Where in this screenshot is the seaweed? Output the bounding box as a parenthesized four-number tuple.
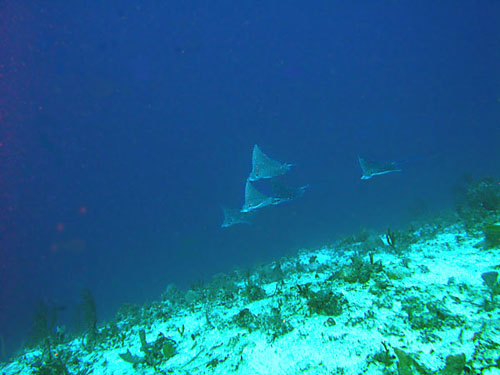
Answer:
(119, 329, 177, 369)
(29, 339, 71, 375)
(206, 355, 228, 369)
(453, 176, 500, 230)
(306, 289, 347, 316)
(242, 281, 267, 302)
(484, 224, 500, 248)
(79, 289, 98, 351)
(481, 271, 500, 306)
(370, 341, 395, 368)
(232, 306, 292, 341)
(118, 350, 143, 366)
(233, 308, 258, 332)
(402, 297, 463, 330)
(330, 253, 383, 284)
(442, 353, 466, 375)
(394, 348, 431, 375)
(262, 307, 293, 342)
(27, 300, 61, 348)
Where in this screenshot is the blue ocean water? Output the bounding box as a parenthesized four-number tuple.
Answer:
(0, 0, 499, 358)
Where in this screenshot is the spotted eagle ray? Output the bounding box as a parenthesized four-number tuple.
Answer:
(248, 144, 292, 182)
(221, 207, 255, 228)
(240, 179, 280, 212)
(358, 156, 402, 180)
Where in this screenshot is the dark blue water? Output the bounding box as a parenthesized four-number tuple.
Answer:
(1, 1, 499, 358)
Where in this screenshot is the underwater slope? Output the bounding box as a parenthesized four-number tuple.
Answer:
(1, 219, 500, 374)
